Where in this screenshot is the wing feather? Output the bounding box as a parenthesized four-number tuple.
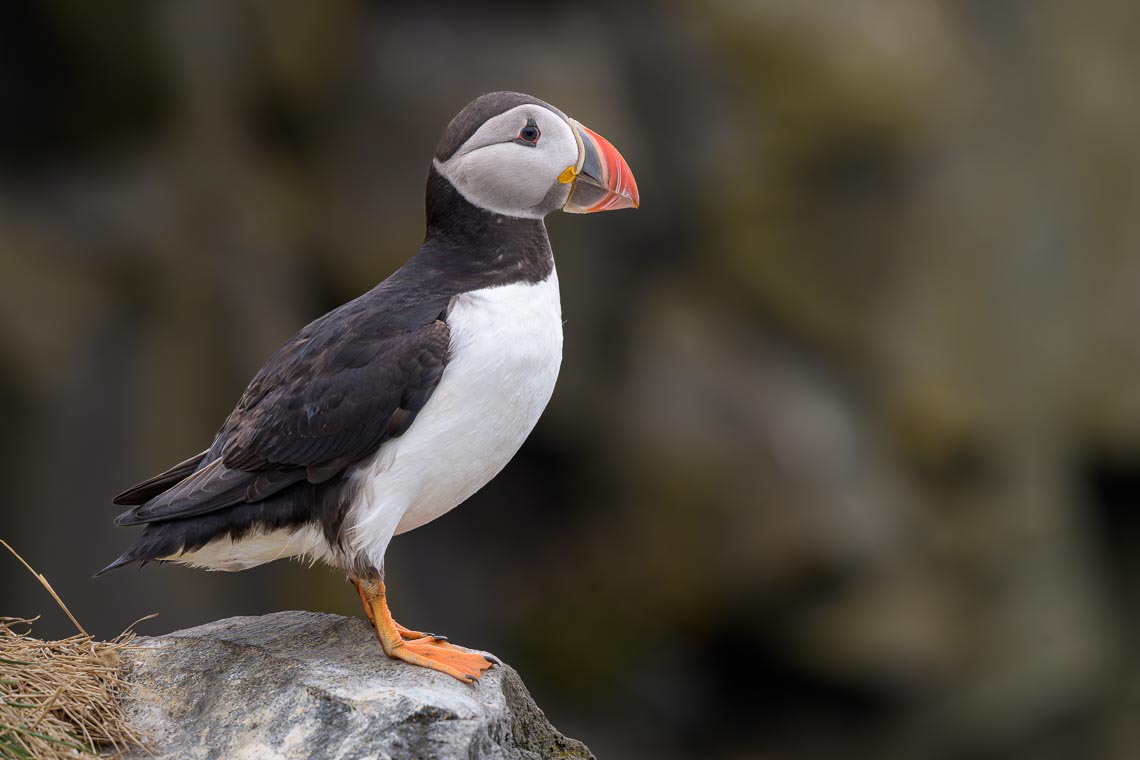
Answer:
(115, 459, 256, 525)
(112, 449, 208, 506)
(112, 295, 451, 527)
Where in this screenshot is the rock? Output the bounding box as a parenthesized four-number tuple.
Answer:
(119, 611, 593, 760)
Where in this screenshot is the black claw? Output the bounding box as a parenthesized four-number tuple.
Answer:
(433, 635, 448, 642)
(483, 654, 500, 665)
(465, 673, 479, 683)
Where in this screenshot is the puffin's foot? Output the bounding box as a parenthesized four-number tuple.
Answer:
(352, 578, 445, 641)
(395, 622, 447, 642)
(386, 635, 495, 684)
(352, 576, 493, 684)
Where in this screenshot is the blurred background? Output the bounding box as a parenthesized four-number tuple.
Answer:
(2, 1, 1140, 758)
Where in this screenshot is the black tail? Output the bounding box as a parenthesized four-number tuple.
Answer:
(94, 551, 142, 577)
(103, 449, 210, 576)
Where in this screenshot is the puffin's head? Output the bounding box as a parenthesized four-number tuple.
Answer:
(433, 91, 639, 219)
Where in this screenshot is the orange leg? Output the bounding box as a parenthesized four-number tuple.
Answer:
(352, 576, 495, 684)
(352, 578, 440, 640)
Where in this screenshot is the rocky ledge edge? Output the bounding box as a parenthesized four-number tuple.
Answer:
(118, 610, 593, 760)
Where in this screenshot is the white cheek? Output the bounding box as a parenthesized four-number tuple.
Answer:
(450, 143, 562, 212)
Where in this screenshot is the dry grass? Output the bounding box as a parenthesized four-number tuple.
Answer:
(1, 542, 147, 759)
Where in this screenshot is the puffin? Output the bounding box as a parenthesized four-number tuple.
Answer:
(100, 91, 638, 684)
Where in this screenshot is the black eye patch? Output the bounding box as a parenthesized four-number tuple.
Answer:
(514, 118, 541, 146)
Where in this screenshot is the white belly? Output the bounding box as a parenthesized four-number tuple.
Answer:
(345, 268, 563, 569)
(161, 524, 335, 572)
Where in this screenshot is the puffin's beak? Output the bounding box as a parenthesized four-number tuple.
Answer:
(562, 120, 639, 213)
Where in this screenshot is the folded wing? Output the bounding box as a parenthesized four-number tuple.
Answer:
(114, 295, 451, 526)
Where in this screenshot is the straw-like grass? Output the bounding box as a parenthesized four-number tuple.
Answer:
(0, 542, 147, 759)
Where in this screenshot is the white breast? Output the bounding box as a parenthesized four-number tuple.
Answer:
(345, 268, 563, 570)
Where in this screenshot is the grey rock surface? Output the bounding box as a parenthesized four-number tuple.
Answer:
(120, 611, 592, 760)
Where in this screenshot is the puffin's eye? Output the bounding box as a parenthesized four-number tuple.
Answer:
(515, 118, 541, 146)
